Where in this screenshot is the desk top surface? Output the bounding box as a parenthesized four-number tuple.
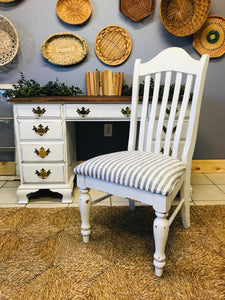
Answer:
(9, 96, 132, 103)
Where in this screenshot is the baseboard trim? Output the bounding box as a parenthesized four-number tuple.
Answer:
(1, 160, 224, 176)
(191, 160, 225, 173)
(0, 162, 16, 175)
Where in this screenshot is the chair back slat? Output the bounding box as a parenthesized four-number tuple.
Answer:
(172, 74, 194, 159)
(138, 74, 151, 151)
(145, 72, 161, 152)
(128, 47, 209, 165)
(163, 72, 182, 156)
(154, 71, 172, 153)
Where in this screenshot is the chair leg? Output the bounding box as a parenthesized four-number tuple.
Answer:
(79, 188, 91, 243)
(180, 181, 191, 229)
(153, 211, 169, 277)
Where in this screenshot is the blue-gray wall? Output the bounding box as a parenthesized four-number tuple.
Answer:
(0, 0, 224, 159)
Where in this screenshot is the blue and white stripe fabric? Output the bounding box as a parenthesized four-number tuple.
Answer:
(74, 151, 186, 196)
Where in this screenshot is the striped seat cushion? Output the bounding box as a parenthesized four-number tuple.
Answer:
(74, 151, 186, 196)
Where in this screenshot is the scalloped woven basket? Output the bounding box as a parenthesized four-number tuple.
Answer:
(0, 15, 19, 66)
(56, 0, 92, 25)
(95, 25, 132, 66)
(160, 0, 211, 37)
(41, 33, 88, 66)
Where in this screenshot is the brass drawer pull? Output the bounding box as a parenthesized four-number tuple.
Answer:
(32, 124, 49, 136)
(77, 107, 90, 117)
(35, 168, 51, 179)
(32, 106, 46, 117)
(34, 147, 51, 158)
(163, 125, 177, 134)
(121, 107, 131, 117)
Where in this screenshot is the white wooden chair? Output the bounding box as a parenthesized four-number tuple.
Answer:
(74, 47, 209, 277)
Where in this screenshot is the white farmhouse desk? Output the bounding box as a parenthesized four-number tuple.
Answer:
(10, 96, 190, 204)
(10, 96, 134, 204)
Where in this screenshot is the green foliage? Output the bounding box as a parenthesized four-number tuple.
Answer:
(3, 72, 83, 98)
(122, 78, 191, 100)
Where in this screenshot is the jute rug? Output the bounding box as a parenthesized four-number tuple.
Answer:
(0, 205, 224, 299)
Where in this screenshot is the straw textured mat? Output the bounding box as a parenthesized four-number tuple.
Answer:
(0, 206, 224, 299)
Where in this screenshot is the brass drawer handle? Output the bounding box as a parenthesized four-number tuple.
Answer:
(163, 125, 177, 134)
(35, 168, 51, 179)
(77, 107, 90, 117)
(121, 107, 131, 117)
(34, 147, 51, 158)
(32, 106, 46, 117)
(33, 124, 49, 136)
(166, 107, 179, 115)
(161, 147, 172, 156)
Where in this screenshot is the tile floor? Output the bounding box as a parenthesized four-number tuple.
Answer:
(0, 173, 225, 208)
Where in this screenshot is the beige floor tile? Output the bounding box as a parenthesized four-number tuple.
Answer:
(111, 196, 129, 206)
(26, 202, 69, 208)
(192, 184, 225, 201)
(191, 173, 212, 185)
(193, 200, 225, 206)
(0, 187, 18, 204)
(217, 185, 225, 193)
(204, 173, 225, 185)
(4, 180, 21, 188)
(0, 181, 6, 188)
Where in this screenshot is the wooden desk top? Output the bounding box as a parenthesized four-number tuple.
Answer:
(8, 96, 132, 103)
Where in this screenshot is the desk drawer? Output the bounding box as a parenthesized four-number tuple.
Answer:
(20, 141, 64, 162)
(18, 120, 63, 140)
(16, 104, 61, 118)
(64, 104, 136, 120)
(21, 163, 65, 183)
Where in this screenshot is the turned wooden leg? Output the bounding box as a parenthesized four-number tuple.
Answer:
(181, 180, 191, 229)
(79, 188, 91, 243)
(153, 211, 169, 277)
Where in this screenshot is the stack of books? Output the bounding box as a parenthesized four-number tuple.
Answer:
(85, 70, 124, 96)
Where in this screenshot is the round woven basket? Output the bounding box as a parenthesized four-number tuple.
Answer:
(41, 32, 88, 66)
(95, 25, 132, 66)
(0, 15, 19, 66)
(160, 0, 211, 37)
(56, 0, 92, 25)
(193, 15, 225, 58)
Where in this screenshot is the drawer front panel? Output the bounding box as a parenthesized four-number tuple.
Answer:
(20, 142, 64, 162)
(16, 104, 61, 118)
(64, 104, 138, 120)
(21, 163, 65, 183)
(18, 120, 63, 140)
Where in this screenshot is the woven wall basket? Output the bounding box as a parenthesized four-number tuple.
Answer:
(193, 15, 225, 58)
(160, 0, 211, 37)
(119, 0, 154, 22)
(0, 15, 19, 66)
(41, 33, 88, 66)
(56, 0, 92, 25)
(95, 25, 132, 66)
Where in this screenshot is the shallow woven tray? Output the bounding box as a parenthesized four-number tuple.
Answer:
(95, 25, 132, 66)
(193, 15, 225, 58)
(160, 0, 211, 37)
(120, 0, 153, 22)
(56, 0, 92, 25)
(0, 15, 19, 66)
(41, 33, 88, 66)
